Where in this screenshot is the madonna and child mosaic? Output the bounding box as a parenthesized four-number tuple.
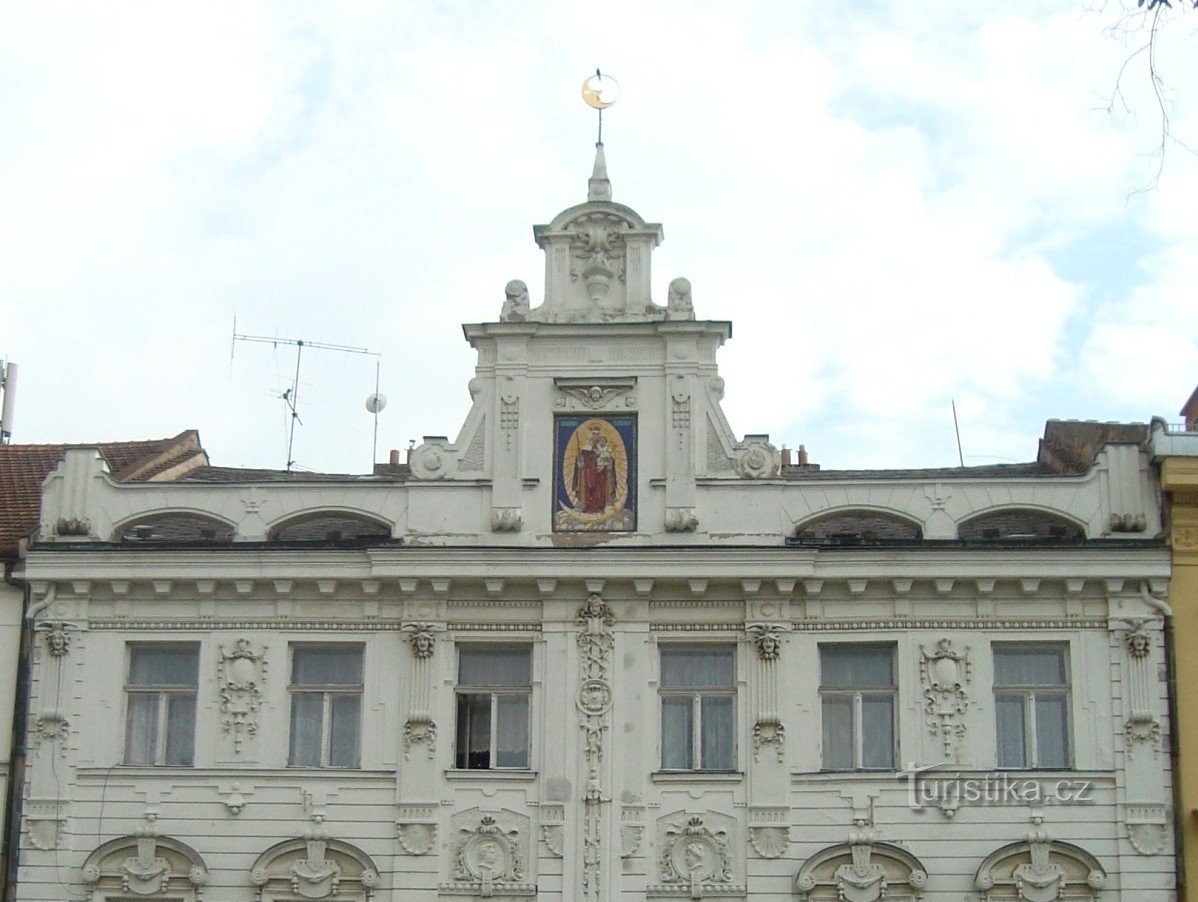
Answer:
(553, 415, 637, 532)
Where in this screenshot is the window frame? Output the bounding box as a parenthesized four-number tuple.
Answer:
(819, 643, 897, 771)
(287, 644, 364, 769)
(124, 643, 200, 767)
(454, 644, 533, 771)
(992, 643, 1072, 770)
(658, 644, 738, 772)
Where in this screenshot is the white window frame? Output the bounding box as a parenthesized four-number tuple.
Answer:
(288, 644, 364, 768)
(454, 645, 533, 770)
(819, 644, 897, 771)
(658, 644, 737, 772)
(124, 644, 199, 766)
(993, 644, 1072, 770)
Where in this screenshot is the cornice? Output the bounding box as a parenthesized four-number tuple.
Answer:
(23, 544, 1170, 584)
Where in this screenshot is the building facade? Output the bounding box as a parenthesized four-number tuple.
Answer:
(1151, 401, 1198, 899)
(13, 150, 1177, 900)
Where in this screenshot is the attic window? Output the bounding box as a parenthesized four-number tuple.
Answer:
(118, 514, 234, 543)
(959, 510, 1084, 543)
(793, 512, 923, 545)
(269, 513, 391, 544)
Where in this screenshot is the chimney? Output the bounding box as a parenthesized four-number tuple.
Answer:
(798, 445, 809, 466)
(389, 449, 400, 466)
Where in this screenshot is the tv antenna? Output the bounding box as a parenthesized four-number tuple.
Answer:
(232, 319, 381, 472)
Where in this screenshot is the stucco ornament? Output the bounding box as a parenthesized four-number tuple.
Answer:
(1126, 803, 1168, 855)
(82, 828, 210, 901)
(402, 717, 436, 760)
(41, 621, 71, 657)
(746, 623, 788, 662)
(973, 816, 1105, 901)
(34, 709, 70, 755)
(666, 277, 695, 320)
(655, 814, 734, 897)
(447, 811, 534, 897)
(500, 279, 530, 321)
(288, 830, 342, 899)
(24, 799, 67, 851)
(795, 823, 928, 902)
(664, 507, 699, 532)
(401, 622, 440, 659)
(218, 639, 266, 753)
(398, 822, 437, 856)
(408, 437, 455, 480)
(920, 638, 970, 760)
(1122, 623, 1163, 755)
(732, 436, 780, 478)
(576, 594, 615, 899)
(250, 833, 378, 901)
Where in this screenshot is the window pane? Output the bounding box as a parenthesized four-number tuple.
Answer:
(861, 695, 894, 769)
(821, 696, 854, 769)
(496, 695, 529, 768)
(1035, 694, 1070, 768)
(994, 647, 1066, 687)
(661, 697, 693, 769)
(292, 647, 362, 686)
(125, 693, 159, 765)
(289, 693, 323, 766)
(130, 646, 198, 686)
(459, 648, 531, 687)
(164, 694, 195, 766)
(329, 694, 361, 767)
(700, 696, 735, 769)
(995, 695, 1027, 768)
(661, 647, 734, 688)
(456, 692, 491, 769)
(821, 646, 893, 688)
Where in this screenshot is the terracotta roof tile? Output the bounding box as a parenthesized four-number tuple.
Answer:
(0, 431, 204, 557)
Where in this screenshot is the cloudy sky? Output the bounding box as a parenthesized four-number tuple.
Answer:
(2, 1, 1196, 473)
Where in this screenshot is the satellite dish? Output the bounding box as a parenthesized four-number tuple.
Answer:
(365, 393, 387, 414)
(581, 72, 620, 110)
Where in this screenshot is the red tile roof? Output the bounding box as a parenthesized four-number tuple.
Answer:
(0, 430, 207, 559)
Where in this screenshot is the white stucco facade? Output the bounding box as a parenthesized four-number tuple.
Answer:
(14, 149, 1175, 900)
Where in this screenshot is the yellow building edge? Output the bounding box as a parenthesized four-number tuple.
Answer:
(1161, 450, 1198, 897)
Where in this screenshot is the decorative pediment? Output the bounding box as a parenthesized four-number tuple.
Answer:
(81, 832, 208, 901)
(974, 837, 1105, 901)
(250, 833, 379, 901)
(795, 835, 927, 901)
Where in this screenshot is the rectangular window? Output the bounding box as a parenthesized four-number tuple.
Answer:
(994, 645, 1071, 769)
(125, 645, 199, 766)
(659, 646, 736, 771)
(455, 646, 532, 769)
(289, 646, 363, 767)
(820, 645, 896, 770)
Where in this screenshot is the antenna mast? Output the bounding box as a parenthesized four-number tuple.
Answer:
(232, 327, 381, 472)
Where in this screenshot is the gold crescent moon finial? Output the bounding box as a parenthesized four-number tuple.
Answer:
(581, 71, 620, 110)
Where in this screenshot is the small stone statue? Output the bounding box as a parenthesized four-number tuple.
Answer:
(501, 279, 530, 322)
(666, 277, 694, 320)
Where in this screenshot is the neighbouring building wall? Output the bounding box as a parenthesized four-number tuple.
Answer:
(1156, 429, 1198, 899)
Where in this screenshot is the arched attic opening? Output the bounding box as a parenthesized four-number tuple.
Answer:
(792, 510, 924, 546)
(114, 511, 235, 544)
(268, 510, 393, 544)
(958, 508, 1085, 544)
